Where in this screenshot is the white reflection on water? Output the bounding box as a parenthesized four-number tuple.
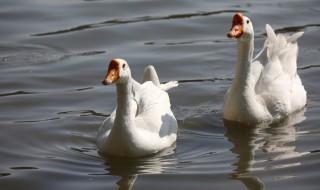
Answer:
(99, 144, 177, 190)
(224, 108, 308, 190)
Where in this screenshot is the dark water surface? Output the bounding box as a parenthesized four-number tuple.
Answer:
(1, 0, 320, 189)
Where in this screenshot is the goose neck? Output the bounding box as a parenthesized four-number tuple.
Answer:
(233, 39, 254, 89)
(115, 78, 135, 112)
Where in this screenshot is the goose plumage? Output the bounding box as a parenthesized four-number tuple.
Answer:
(97, 59, 178, 157)
(223, 13, 307, 123)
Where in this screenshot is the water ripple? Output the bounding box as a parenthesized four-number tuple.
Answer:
(10, 166, 38, 170)
(14, 117, 60, 123)
(32, 9, 247, 36)
(75, 50, 106, 57)
(298, 64, 320, 70)
(0, 173, 11, 177)
(255, 24, 320, 39)
(0, 90, 35, 97)
(177, 77, 232, 84)
(57, 110, 108, 117)
(274, 24, 320, 33)
(145, 38, 233, 46)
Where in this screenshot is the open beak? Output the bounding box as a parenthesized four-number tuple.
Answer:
(227, 13, 244, 38)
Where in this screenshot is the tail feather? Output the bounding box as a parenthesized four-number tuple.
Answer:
(264, 24, 302, 78)
(286, 32, 304, 43)
(266, 24, 277, 43)
(142, 65, 161, 86)
(142, 65, 178, 91)
(160, 81, 178, 91)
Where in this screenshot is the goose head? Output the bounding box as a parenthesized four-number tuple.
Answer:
(227, 13, 254, 42)
(101, 58, 131, 85)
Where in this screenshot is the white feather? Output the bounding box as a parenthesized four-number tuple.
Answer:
(98, 62, 178, 157)
(223, 21, 306, 123)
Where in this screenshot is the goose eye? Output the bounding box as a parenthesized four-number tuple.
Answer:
(122, 64, 125, 69)
(247, 20, 250, 24)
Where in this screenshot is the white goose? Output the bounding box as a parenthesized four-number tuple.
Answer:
(97, 58, 178, 157)
(223, 13, 307, 123)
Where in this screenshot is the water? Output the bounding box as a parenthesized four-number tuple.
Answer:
(0, 0, 319, 189)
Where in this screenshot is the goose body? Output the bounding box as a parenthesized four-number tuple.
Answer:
(223, 13, 306, 123)
(97, 59, 178, 157)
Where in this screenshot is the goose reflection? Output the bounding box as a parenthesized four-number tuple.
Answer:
(99, 145, 177, 190)
(224, 108, 307, 190)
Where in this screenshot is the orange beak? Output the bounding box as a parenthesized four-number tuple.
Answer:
(227, 13, 244, 38)
(101, 59, 120, 85)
